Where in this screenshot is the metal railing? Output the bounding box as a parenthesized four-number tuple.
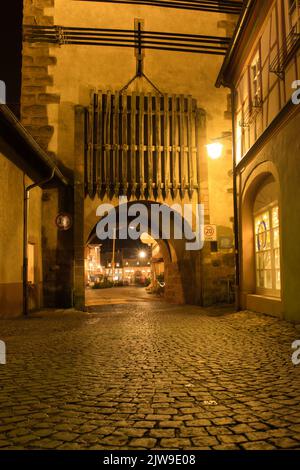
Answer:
(239, 97, 262, 128)
(270, 22, 300, 79)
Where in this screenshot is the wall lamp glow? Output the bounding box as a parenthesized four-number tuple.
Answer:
(206, 132, 232, 160)
(206, 142, 224, 160)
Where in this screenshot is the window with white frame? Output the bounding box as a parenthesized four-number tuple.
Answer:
(253, 180, 281, 297)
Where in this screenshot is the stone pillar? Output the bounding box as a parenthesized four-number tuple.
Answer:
(41, 187, 59, 307)
(164, 261, 185, 304)
(73, 106, 85, 310)
(196, 109, 210, 306)
(42, 185, 74, 308)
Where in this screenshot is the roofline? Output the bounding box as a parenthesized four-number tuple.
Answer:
(0, 104, 69, 186)
(215, 0, 257, 88)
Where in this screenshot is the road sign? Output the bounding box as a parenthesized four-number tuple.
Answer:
(204, 224, 217, 241)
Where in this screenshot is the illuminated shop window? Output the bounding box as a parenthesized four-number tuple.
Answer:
(254, 203, 281, 297)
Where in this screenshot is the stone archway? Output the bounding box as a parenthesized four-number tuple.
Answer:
(81, 197, 202, 306)
(73, 104, 205, 310)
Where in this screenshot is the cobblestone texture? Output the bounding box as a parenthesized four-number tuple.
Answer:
(0, 303, 300, 450)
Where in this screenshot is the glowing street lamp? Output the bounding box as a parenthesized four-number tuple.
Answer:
(206, 132, 232, 160)
(206, 142, 223, 160)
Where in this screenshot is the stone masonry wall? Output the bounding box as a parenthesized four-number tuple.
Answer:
(22, 0, 59, 153)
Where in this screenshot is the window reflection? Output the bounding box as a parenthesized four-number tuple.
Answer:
(254, 204, 281, 296)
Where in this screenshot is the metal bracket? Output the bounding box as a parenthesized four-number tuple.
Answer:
(134, 18, 145, 77)
(120, 19, 162, 95)
(55, 26, 66, 46)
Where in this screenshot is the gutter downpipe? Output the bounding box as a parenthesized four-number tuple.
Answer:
(23, 169, 55, 316)
(230, 86, 240, 311)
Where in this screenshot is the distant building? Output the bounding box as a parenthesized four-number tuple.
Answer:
(86, 247, 152, 285)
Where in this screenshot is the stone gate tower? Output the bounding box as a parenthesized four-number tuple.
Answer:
(21, 0, 237, 309)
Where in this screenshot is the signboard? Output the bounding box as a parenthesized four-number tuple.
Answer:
(55, 213, 72, 231)
(204, 224, 217, 242)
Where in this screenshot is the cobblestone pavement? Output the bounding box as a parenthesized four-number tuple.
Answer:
(0, 302, 300, 450)
(86, 286, 159, 306)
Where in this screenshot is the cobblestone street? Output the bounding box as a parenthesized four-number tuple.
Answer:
(0, 301, 300, 450)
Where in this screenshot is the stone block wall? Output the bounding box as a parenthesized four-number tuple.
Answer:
(21, 0, 59, 152)
(164, 261, 185, 304)
(42, 185, 74, 307)
(201, 249, 235, 305)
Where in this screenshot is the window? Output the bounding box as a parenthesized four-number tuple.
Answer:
(253, 180, 281, 297)
(28, 243, 35, 284)
(250, 53, 262, 108)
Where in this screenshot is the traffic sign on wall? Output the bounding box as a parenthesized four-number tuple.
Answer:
(204, 224, 217, 242)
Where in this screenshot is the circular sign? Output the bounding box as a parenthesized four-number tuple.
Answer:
(55, 212, 72, 231)
(205, 226, 214, 237)
(204, 224, 217, 241)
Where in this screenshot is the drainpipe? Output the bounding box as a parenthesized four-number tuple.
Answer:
(230, 86, 240, 311)
(23, 169, 55, 316)
(111, 227, 116, 284)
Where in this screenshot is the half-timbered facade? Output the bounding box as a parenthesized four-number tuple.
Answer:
(217, 0, 300, 322)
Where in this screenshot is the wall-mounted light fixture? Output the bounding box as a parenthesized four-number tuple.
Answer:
(206, 142, 223, 160)
(206, 132, 232, 160)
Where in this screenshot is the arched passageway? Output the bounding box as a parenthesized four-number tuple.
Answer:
(83, 199, 203, 307)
